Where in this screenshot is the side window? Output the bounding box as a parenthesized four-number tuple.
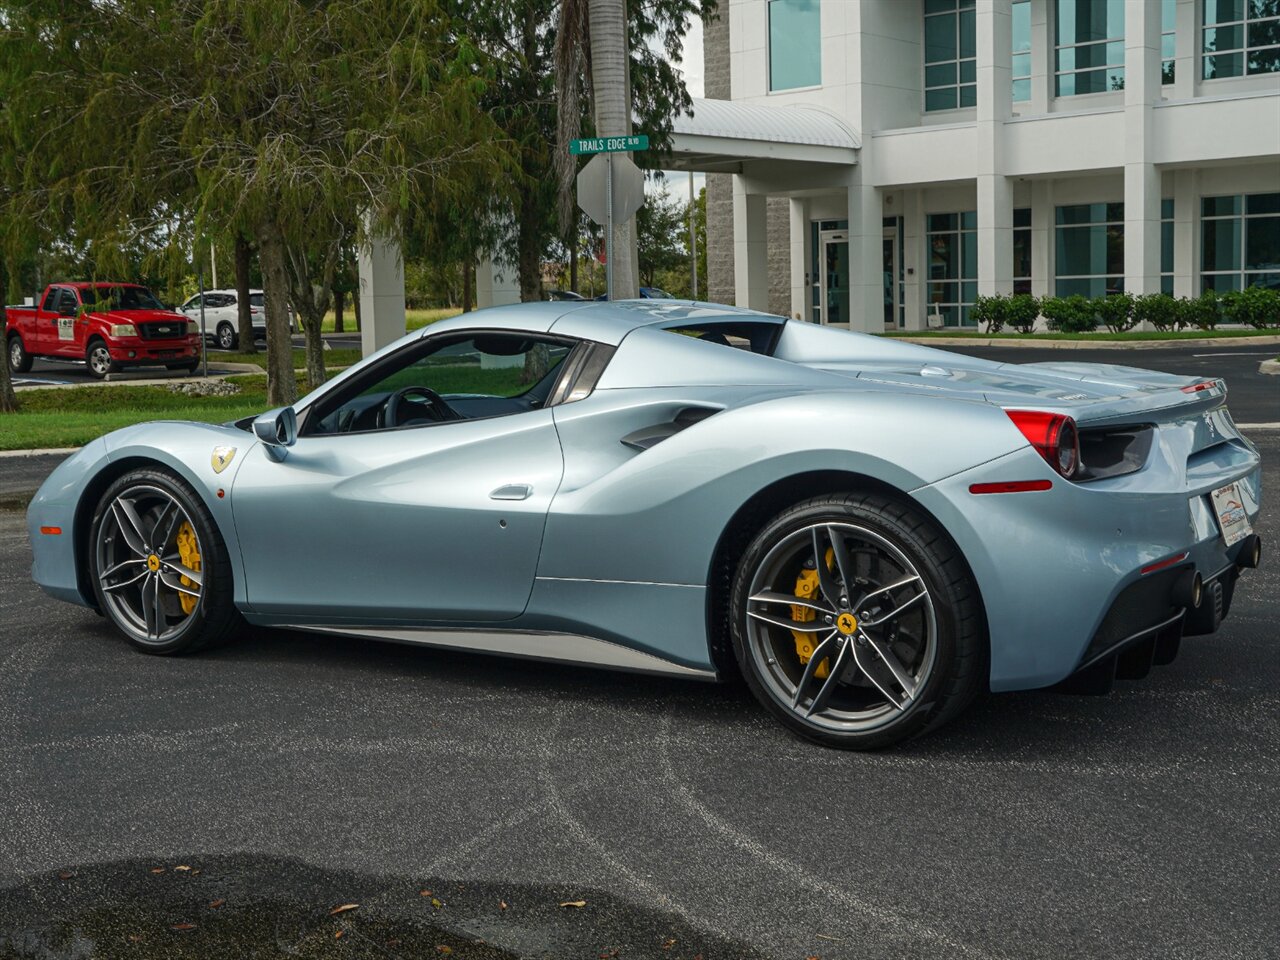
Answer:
(308, 332, 576, 435)
(41, 289, 59, 311)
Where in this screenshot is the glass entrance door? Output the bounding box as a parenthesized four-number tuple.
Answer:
(819, 230, 849, 325)
(883, 225, 900, 330)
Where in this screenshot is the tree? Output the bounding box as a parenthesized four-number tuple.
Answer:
(233, 234, 255, 353)
(0, 0, 511, 406)
(636, 185, 688, 287)
(471, 0, 711, 302)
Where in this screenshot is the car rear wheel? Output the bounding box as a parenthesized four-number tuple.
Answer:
(88, 468, 243, 655)
(730, 492, 985, 750)
(216, 322, 237, 351)
(8, 335, 32, 374)
(85, 339, 118, 379)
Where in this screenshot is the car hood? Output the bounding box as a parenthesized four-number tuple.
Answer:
(86, 308, 188, 323)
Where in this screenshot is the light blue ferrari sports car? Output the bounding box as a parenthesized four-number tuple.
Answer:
(27, 301, 1263, 748)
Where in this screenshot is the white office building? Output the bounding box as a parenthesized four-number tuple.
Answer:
(666, 0, 1280, 332)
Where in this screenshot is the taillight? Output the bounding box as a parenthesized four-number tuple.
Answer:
(1006, 410, 1080, 478)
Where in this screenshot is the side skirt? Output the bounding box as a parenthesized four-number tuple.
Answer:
(278, 624, 720, 682)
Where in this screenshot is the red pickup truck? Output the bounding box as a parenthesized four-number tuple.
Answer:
(5, 282, 201, 379)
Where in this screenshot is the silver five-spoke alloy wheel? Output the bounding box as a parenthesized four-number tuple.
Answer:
(743, 521, 938, 735)
(95, 484, 203, 645)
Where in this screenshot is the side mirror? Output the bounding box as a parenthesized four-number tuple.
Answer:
(253, 407, 297, 461)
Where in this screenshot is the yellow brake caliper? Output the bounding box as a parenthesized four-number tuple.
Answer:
(790, 548, 833, 679)
(175, 521, 202, 615)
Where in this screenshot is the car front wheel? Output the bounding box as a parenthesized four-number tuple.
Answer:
(216, 322, 237, 351)
(88, 467, 243, 654)
(730, 492, 986, 750)
(85, 339, 118, 379)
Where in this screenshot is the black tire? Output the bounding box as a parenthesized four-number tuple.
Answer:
(85, 338, 118, 379)
(88, 467, 244, 655)
(729, 492, 985, 750)
(7, 334, 32, 374)
(216, 322, 237, 351)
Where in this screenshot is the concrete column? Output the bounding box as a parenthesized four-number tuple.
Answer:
(977, 1, 1014, 297)
(1030, 178, 1053, 300)
(1124, 0, 1164, 297)
(789, 198, 809, 321)
(902, 190, 925, 330)
(1028, 0, 1052, 113)
(357, 228, 406, 356)
(1173, 0, 1197, 100)
(845, 172, 883, 334)
(1173, 168, 1200, 297)
(476, 256, 520, 309)
(733, 177, 769, 311)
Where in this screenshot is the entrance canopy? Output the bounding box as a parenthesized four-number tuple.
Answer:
(666, 97, 860, 172)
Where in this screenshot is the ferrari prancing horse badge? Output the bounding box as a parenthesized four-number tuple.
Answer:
(211, 446, 237, 474)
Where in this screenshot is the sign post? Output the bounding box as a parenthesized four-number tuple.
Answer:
(572, 135, 649, 301)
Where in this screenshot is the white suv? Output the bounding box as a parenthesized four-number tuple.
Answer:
(178, 289, 276, 350)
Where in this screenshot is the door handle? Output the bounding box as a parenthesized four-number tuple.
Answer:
(489, 483, 533, 501)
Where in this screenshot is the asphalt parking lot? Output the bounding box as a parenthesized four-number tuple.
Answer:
(0, 348, 1276, 959)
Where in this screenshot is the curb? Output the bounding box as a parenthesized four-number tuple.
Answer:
(1260, 359, 1280, 376)
(894, 334, 1280, 350)
(0, 447, 81, 458)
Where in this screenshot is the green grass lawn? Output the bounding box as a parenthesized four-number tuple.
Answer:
(210, 347, 362, 369)
(319, 306, 460, 333)
(882, 328, 1280, 340)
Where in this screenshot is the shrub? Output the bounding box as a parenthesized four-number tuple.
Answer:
(1132, 293, 1182, 331)
(1040, 294, 1097, 333)
(1220, 285, 1280, 329)
(1180, 291, 1222, 330)
(1093, 292, 1135, 333)
(1005, 294, 1041, 334)
(971, 294, 1008, 333)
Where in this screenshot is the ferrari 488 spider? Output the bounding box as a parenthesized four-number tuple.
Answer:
(27, 301, 1263, 748)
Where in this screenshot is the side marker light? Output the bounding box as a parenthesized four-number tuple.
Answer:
(968, 480, 1054, 495)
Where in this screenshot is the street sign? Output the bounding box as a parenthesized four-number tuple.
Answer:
(570, 134, 649, 155)
(576, 153, 644, 228)
(576, 153, 645, 302)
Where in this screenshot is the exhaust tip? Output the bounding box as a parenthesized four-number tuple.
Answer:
(1237, 534, 1262, 570)
(1173, 569, 1203, 610)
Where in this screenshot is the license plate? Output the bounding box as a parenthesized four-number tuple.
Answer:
(158, 351, 178, 359)
(1210, 482, 1252, 546)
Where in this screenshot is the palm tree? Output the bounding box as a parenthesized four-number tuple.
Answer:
(556, 0, 638, 299)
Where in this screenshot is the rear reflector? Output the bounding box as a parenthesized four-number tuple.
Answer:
(1181, 380, 1222, 394)
(968, 480, 1053, 495)
(39, 526, 61, 535)
(1140, 551, 1189, 575)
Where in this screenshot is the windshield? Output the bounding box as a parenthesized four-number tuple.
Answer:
(79, 285, 166, 311)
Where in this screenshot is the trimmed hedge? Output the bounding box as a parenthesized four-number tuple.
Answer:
(968, 287, 1279, 333)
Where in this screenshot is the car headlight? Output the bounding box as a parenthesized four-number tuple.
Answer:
(109, 323, 138, 337)
(186, 321, 200, 335)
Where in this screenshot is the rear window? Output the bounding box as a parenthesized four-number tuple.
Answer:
(249, 293, 265, 308)
(665, 321, 783, 356)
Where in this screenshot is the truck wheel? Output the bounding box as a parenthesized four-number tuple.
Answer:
(86, 339, 118, 379)
(216, 323, 237, 351)
(7, 335, 32, 374)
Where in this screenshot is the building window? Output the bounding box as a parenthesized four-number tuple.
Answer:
(924, 0, 977, 111)
(927, 212, 978, 326)
(1055, 202, 1124, 297)
(1012, 1, 1033, 101)
(1161, 198, 1174, 294)
(1201, 193, 1280, 291)
(1203, 0, 1280, 79)
(1055, 0, 1126, 95)
(769, 0, 822, 92)
(1014, 208, 1032, 293)
(1162, 0, 1177, 83)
